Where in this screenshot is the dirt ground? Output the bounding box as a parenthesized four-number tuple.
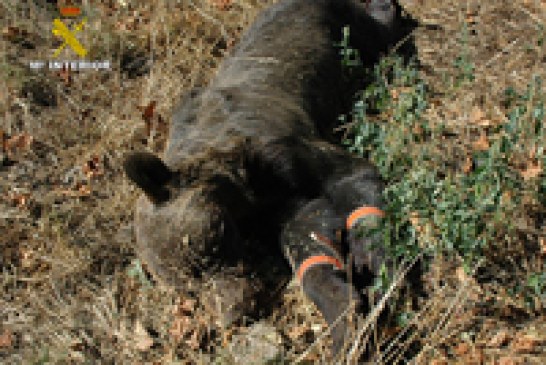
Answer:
(1, 0, 545, 364)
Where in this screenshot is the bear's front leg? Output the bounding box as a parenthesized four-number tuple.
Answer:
(281, 198, 361, 356)
(324, 163, 388, 279)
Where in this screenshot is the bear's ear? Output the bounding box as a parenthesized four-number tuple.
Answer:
(123, 152, 174, 204)
(364, 0, 396, 29)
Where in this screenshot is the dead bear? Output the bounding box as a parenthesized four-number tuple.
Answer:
(124, 0, 413, 356)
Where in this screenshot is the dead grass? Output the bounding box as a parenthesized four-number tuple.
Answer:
(0, 0, 544, 364)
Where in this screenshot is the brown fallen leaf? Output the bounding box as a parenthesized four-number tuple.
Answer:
(19, 248, 34, 268)
(382, 326, 401, 338)
(469, 106, 495, 127)
(212, 0, 233, 11)
(58, 63, 72, 86)
(158, 114, 168, 132)
(134, 321, 154, 352)
(180, 298, 196, 315)
(116, 16, 138, 31)
(456, 266, 475, 284)
(2, 26, 19, 40)
(472, 131, 490, 151)
(137, 101, 169, 151)
(408, 212, 418, 225)
(58, 182, 91, 197)
(169, 316, 191, 342)
(454, 267, 482, 300)
(2, 26, 29, 43)
(0, 129, 5, 149)
(227, 36, 237, 49)
(520, 160, 542, 181)
(219, 328, 234, 347)
(16, 133, 33, 149)
(539, 237, 546, 256)
(390, 88, 400, 100)
(5, 191, 31, 208)
(138, 101, 168, 143)
(0, 329, 13, 348)
(390, 87, 413, 101)
(77, 183, 91, 196)
(287, 324, 310, 341)
(409, 211, 428, 237)
(498, 356, 524, 365)
(463, 347, 484, 365)
(470, 106, 485, 122)
(185, 329, 201, 350)
(463, 155, 474, 174)
(465, 10, 478, 25)
(82, 155, 103, 179)
(139, 101, 156, 125)
(3, 132, 34, 158)
(511, 334, 542, 353)
(500, 190, 513, 206)
(454, 342, 470, 356)
(412, 123, 423, 136)
(487, 330, 511, 347)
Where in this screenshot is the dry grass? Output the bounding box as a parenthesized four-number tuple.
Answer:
(0, 0, 545, 364)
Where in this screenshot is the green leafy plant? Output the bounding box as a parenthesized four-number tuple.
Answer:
(336, 25, 363, 69)
(342, 53, 545, 280)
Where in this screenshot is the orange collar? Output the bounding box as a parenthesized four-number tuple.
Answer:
(346, 206, 384, 229)
(296, 255, 344, 282)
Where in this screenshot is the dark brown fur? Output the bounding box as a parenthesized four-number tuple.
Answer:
(124, 0, 415, 355)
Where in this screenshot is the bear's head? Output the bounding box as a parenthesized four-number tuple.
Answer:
(124, 151, 248, 287)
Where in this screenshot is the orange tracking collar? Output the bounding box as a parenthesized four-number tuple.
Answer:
(346, 206, 384, 230)
(296, 255, 344, 282)
(295, 205, 384, 282)
(296, 232, 344, 282)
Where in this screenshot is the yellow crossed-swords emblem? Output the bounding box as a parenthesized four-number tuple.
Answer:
(52, 17, 88, 58)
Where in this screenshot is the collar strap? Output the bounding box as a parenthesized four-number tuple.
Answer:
(296, 255, 344, 282)
(346, 206, 384, 230)
(309, 231, 338, 252)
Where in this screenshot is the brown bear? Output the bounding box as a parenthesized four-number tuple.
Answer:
(124, 0, 414, 356)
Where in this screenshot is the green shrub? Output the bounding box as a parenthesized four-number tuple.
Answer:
(342, 54, 545, 279)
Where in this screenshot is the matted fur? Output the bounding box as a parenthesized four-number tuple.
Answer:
(124, 2, 412, 339)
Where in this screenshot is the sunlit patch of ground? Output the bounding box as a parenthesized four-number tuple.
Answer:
(0, 1, 544, 363)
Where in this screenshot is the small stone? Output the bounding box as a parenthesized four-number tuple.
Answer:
(202, 274, 262, 328)
(228, 322, 283, 365)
